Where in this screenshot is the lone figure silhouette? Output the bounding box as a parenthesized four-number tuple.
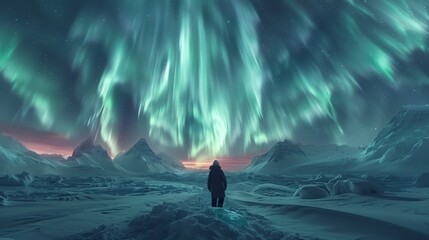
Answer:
(207, 160, 227, 207)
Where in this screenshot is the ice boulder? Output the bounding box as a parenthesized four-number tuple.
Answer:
(294, 184, 329, 199)
(329, 178, 384, 196)
(348, 178, 384, 195)
(0, 171, 34, 186)
(205, 208, 248, 228)
(330, 180, 351, 195)
(415, 172, 429, 188)
(325, 174, 345, 193)
(0, 191, 8, 206)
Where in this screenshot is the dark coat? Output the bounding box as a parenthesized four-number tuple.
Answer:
(207, 165, 227, 198)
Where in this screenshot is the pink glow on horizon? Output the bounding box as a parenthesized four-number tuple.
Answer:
(21, 141, 73, 157)
(1, 126, 75, 157)
(1, 125, 261, 167)
(182, 155, 254, 171)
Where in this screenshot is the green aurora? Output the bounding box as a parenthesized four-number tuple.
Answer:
(1, 0, 429, 161)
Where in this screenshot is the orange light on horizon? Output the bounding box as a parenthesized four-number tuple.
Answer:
(182, 155, 253, 171)
(182, 161, 212, 170)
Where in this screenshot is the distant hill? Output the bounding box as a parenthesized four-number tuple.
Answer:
(244, 139, 362, 175)
(244, 139, 307, 174)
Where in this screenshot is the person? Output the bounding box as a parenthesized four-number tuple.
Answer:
(207, 160, 227, 207)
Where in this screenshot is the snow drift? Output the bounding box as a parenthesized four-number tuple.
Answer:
(415, 172, 429, 188)
(0, 171, 34, 186)
(69, 203, 288, 240)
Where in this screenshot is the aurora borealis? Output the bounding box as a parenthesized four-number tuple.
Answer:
(1, 0, 429, 163)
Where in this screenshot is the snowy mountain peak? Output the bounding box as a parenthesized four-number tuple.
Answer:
(388, 105, 429, 128)
(69, 138, 111, 160)
(0, 132, 29, 152)
(114, 139, 184, 174)
(270, 139, 306, 159)
(0, 133, 59, 175)
(249, 139, 306, 166)
(128, 138, 156, 155)
(62, 138, 123, 174)
(71, 138, 94, 156)
(374, 105, 429, 141)
(361, 105, 429, 172)
(368, 105, 429, 151)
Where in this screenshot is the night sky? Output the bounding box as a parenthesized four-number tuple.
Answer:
(1, 0, 429, 165)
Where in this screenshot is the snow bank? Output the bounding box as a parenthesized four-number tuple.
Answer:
(71, 203, 286, 240)
(293, 185, 329, 199)
(44, 175, 63, 184)
(128, 203, 246, 239)
(0, 172, 34, 186)
(415, 172, 429, 188)
(311, 172, 329, 182)
(0, 191, 7, 206)
(251, 183, 296, 197)
(300, 173, 330, 184)
(328, 178, 384, 196)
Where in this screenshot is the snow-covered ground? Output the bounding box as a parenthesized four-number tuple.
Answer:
(1, 172, 429, 240)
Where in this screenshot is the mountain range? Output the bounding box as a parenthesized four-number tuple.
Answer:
(0, 133, 184, 176)
(1, 105, 428, 176)
(245, 105, 429, 174)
